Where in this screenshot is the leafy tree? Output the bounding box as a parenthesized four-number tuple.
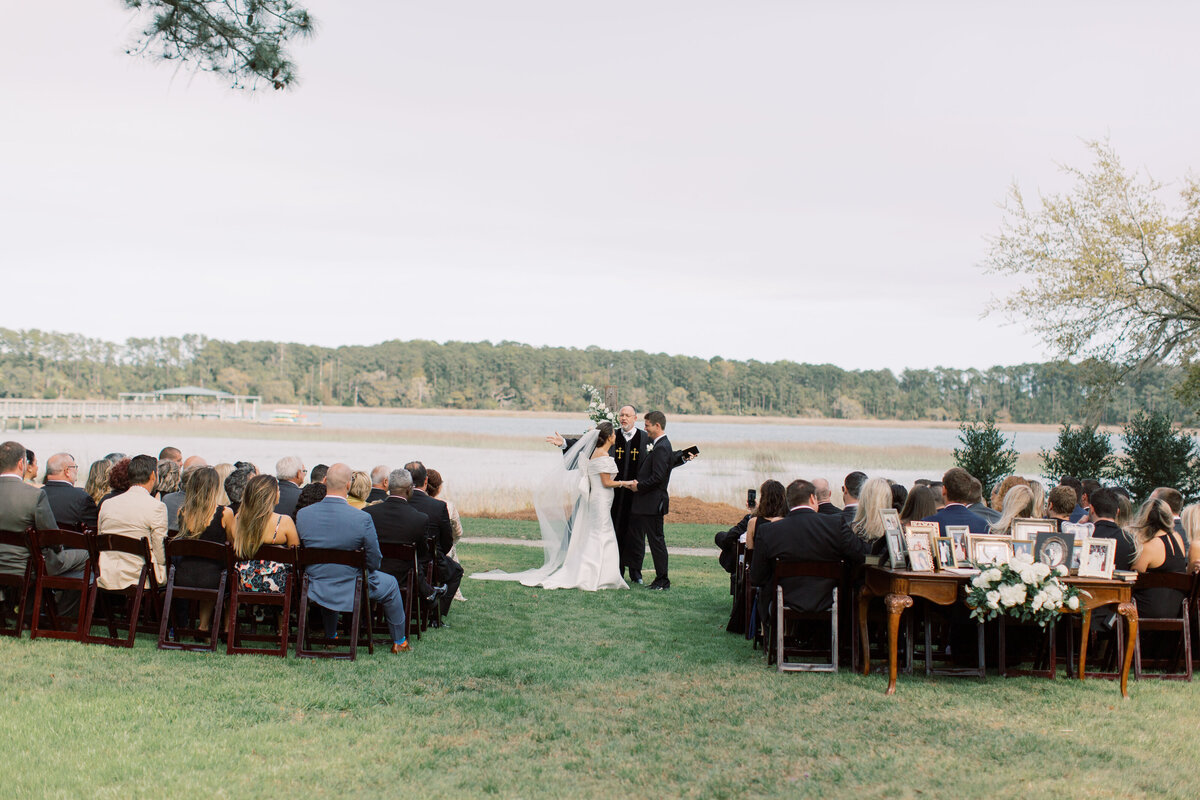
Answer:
(985, 140, 1200, 418)
(953, 417, 1019, 498)
(122, 0, 315, 90)
(1039, 423, 1119, 482)
(1117, 410, 1200, 502)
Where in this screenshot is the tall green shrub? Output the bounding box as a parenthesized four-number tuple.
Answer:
(1118, 411, 1200, 502)
(954, 417, 1019, 498)
(1039, 423, 1119, 482)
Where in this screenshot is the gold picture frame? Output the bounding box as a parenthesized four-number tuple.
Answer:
(945, 525, 970, 564)
(1011, 518, 1056, 542)
(904, 529, 935, 572)
(934, 537, 957, 569)
(967, 534, 1014, 567)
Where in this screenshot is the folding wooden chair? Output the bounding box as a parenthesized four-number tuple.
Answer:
(0, 529, 34, 638)
(1133, 571, 1194, 681)
(295, 547, 373, 660)
(421, 534, 442, 631)
(157, 538, 229, 653)
(998, 616, 1061, 679)
(376, 541, 419, 643)
(85, 534, 161, 648)
(226, 545, 298, 658)
(28, 529, 94, 642)
(770, 558, 845, 673)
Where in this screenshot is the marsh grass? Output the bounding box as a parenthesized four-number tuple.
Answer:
(1, 531, 1198, 798)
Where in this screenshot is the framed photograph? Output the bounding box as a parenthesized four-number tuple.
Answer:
(1033, 531, 1075, 570)
(1012, 540, 1034, 560)
(946, 525, 970, 563)
(906, 520, 941, 541)
(1077, 538, 1116, 578)
(967, 534, 1014, 567)
(907, 548, 935, 573)
(885, 528, 907, 569)
(935, 537, 957, 569)
(1069, 544, 1083, 571)
(1060, 521, 1093, 542)
(1011, 518, 1056, 542)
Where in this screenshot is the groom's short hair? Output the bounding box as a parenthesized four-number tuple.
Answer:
(644, 410, 666, 429)
(786, 479, 817, 507)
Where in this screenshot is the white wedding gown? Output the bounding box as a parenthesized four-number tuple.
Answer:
(531, 455, 628, 591)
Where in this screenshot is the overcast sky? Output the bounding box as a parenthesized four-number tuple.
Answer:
(2, 1, 1197, 371)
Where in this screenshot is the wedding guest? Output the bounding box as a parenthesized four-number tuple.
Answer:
(1088, 488, 1135, 571)
(1047, 485, 1077, 530)
(155, 459, 181, 500)
(1151, 487, 1187, 546)
(1183, 505, 1200, 573)
(97, 455, 168, 590)
(347, 471, 371, 509)
(23, 449, 38, 485)
(0, 442, 88, 580)
(1129, 498, 1188, 619)
(966, 476, 1001, 524)
(900, 486, 938, 525)
(989, 485, 1034, 536)
(98, 458, 132, 508)
(367, 466, 389, 504)
(405, 460, 462, 620)
(233, 475, 299, 593)
(1028, 479, 1046, 519)
(294, 482, 327, 516)
(922, 468, 989, 534)
(1059, 477, 1087, 522)
(927, 481, 945, 510)
(364, 468, 444, 603)
(744, 479, 787, 550)
(1074, 479, 1103, 523)
(165, 459, 207, 533)
(850, 477, 892, 549)
(426, 468, 466, 601)
(173, 466, 235, 632)
(84, 460, 110, 505)
(42, 453, 98, 531)
(812, 478, 839, 515)
(992, 475, 1030, 511)
(309, 464, 329, 485)
(1112, 488, 1134, 529)
(839, 471, 866, 525)
(274, 456, 305, 517)
(224, 462, 257, 514)
(213, 463, 235, 505)
(890, 483, 908, 514)
(159, 446, 183, 465)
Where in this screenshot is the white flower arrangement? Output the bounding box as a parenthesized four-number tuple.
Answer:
(964, 552, 1083, 627)
(580, 384, 619, 428)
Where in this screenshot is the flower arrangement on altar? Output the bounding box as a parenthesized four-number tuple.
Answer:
(581, 384, 619, 428)
(964, 552, 1083, 627)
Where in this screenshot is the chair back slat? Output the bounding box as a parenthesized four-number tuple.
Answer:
(30, 529, 91, 552)
(0, 529, 31, 549)
(165, 538, 229, 561)
(95, 534, 153, 560)
(773, 558, 845, 581)
(378, 542, 417, 561)
(1134, 570, 1193, 595)
(299, 547, 366, 569)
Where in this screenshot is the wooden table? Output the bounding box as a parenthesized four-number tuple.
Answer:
(857, 566, 1137, 698)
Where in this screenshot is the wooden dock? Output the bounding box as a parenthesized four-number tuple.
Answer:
(0, 399, 256, 430)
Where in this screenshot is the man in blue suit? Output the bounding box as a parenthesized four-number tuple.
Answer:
(922, 468, 989, 534)
(296, 463, 410, 653)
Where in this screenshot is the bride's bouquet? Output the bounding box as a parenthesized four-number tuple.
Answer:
(581, 384, 619, 428)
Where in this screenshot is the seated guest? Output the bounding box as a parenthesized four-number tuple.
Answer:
(839, 471, 867, 526)
(295, 464, 410, 652)
(98, 455, 168, 590)
(1151, 487, 1186, 546)
(173, 466, 235, 632)
(85, 459, 110, 506)
(744, 479, 787, 550)
(965, 476, 1001, 524)
(274, 456, 305, 517)
(890, 482, 908, 514)
(232, 475, 299, 593)
(1059, 476, 1087, 522)
(224, 462, 258, 514)
(922, 468, 989, 534)
(900, 486, 938, 526)
(992, 475, 1030, 512)
(23, 450, 39, 485)
(294, 482, 327, 516)
(1028, 479, 1045, 519)
(427, 469, 466, 601)
(1183, 504, 1200, 573)
(213, 463, 235, 505)
(42, 453, 99, 531)
(1112, 487, 1134, 528)
(164, 456, 207, 532)
(989, 485, 1034, 536)
(812, 478, 839, 515)
(749, 479, 867, 614)
(309, 464, 329, 485)
(367, 466, 389, 504)
(98, 458, 132, 509)
(1130, 498, 1188, 619)
(364, 468, 445, 602)
(1088, 488, 1135, 571)
(155, 459, 181, 500)
(850, 477, 892, 552)
(347, 471, 371, 509)
(927, 481, 945, 510)
(1046, 485, 1077, 529)
(159, 446, 183, 465)
(0, 441, 89, 579)
(405, 460, 463, 620)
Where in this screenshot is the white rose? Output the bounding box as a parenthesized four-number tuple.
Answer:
(1067, 595, 1080, 610)
(1044, 584, 1063, 604)
(1016, 564, 1037, 585)
(986, 590, 1000, 609)
(1056, 563, 1069, 576)
(972, 573, 991, 589)
(998, 582, 1027, 608)
(1031, 562, 1052, 581)
(1030, 592, 1046, 611)
(984, 568, 1002, 584)
(1012, 551, 1034, 565)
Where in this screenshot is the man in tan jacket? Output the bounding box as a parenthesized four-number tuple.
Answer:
(98, 455, 168, 589)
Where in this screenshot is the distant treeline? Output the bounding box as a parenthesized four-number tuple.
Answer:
(0, 328, 1188, 425)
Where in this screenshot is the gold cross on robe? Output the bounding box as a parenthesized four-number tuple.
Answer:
(615, 446, 625, 459)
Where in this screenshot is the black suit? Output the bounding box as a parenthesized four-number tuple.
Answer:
(1093, 519, 1137, 571)
(817, 502, 840, 516)
(274, 480, 302, 519)
(408, 489, 462, 614)
(630, 433, 673, 582)
(838, 504, 858, 528)
(42, 481, 99, 531)
(367, 487, 388, 504)
(364, 496, 433, 596)
(749, 507, 866, 613)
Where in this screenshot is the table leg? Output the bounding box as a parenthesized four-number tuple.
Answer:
(1117, 601, 1138, 699)
(884, 593, 913, 695)
(1077, 608, 1092, 681)
(858, 588, 872, 676)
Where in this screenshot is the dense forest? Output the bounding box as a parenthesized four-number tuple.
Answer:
(0, 328, 1190, 425)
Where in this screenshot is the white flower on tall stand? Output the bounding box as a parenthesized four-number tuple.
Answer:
(998, 582, 1027, 608)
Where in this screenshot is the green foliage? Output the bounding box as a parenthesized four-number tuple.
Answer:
(1039, 423, 1119, 482)
(1118, 410, 1200, 502)
(122, 0, 315, 90)
(953, 417, 1019, 497)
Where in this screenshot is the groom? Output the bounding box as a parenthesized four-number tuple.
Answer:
(628, 410, 674, 590)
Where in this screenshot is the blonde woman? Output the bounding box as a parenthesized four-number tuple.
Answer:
(173, 466, 235, 631)
(990, 485, 1034, 536)
(1027, 480, 1046, 519)
(1129, 498, 1188, 618)
(233, 475, 299, 592)
(1184, 505, 1200, 573)
(213, 463, 234, 505)
(84, 460, 110, 505)
(347, 471, 371, 509)
(850, 477, 893, 545)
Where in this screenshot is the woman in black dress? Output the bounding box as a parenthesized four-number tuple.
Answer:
(1130, 498, 1188, 619)
(174, 466, 235, 632)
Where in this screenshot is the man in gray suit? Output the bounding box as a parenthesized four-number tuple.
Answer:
(0, 441, 88, 578)
(965, 476, 1002, 526)
(295, 463, 411, 653)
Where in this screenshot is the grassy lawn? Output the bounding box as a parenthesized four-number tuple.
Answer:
(2, 526, 1198, 798)
(465, 517, 725, 550)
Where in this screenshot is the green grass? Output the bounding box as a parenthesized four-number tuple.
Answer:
(2, 529, 1199, 798)
(464, 517, 725, 550)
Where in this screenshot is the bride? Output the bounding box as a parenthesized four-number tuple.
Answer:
(472, 421, 630, 591)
